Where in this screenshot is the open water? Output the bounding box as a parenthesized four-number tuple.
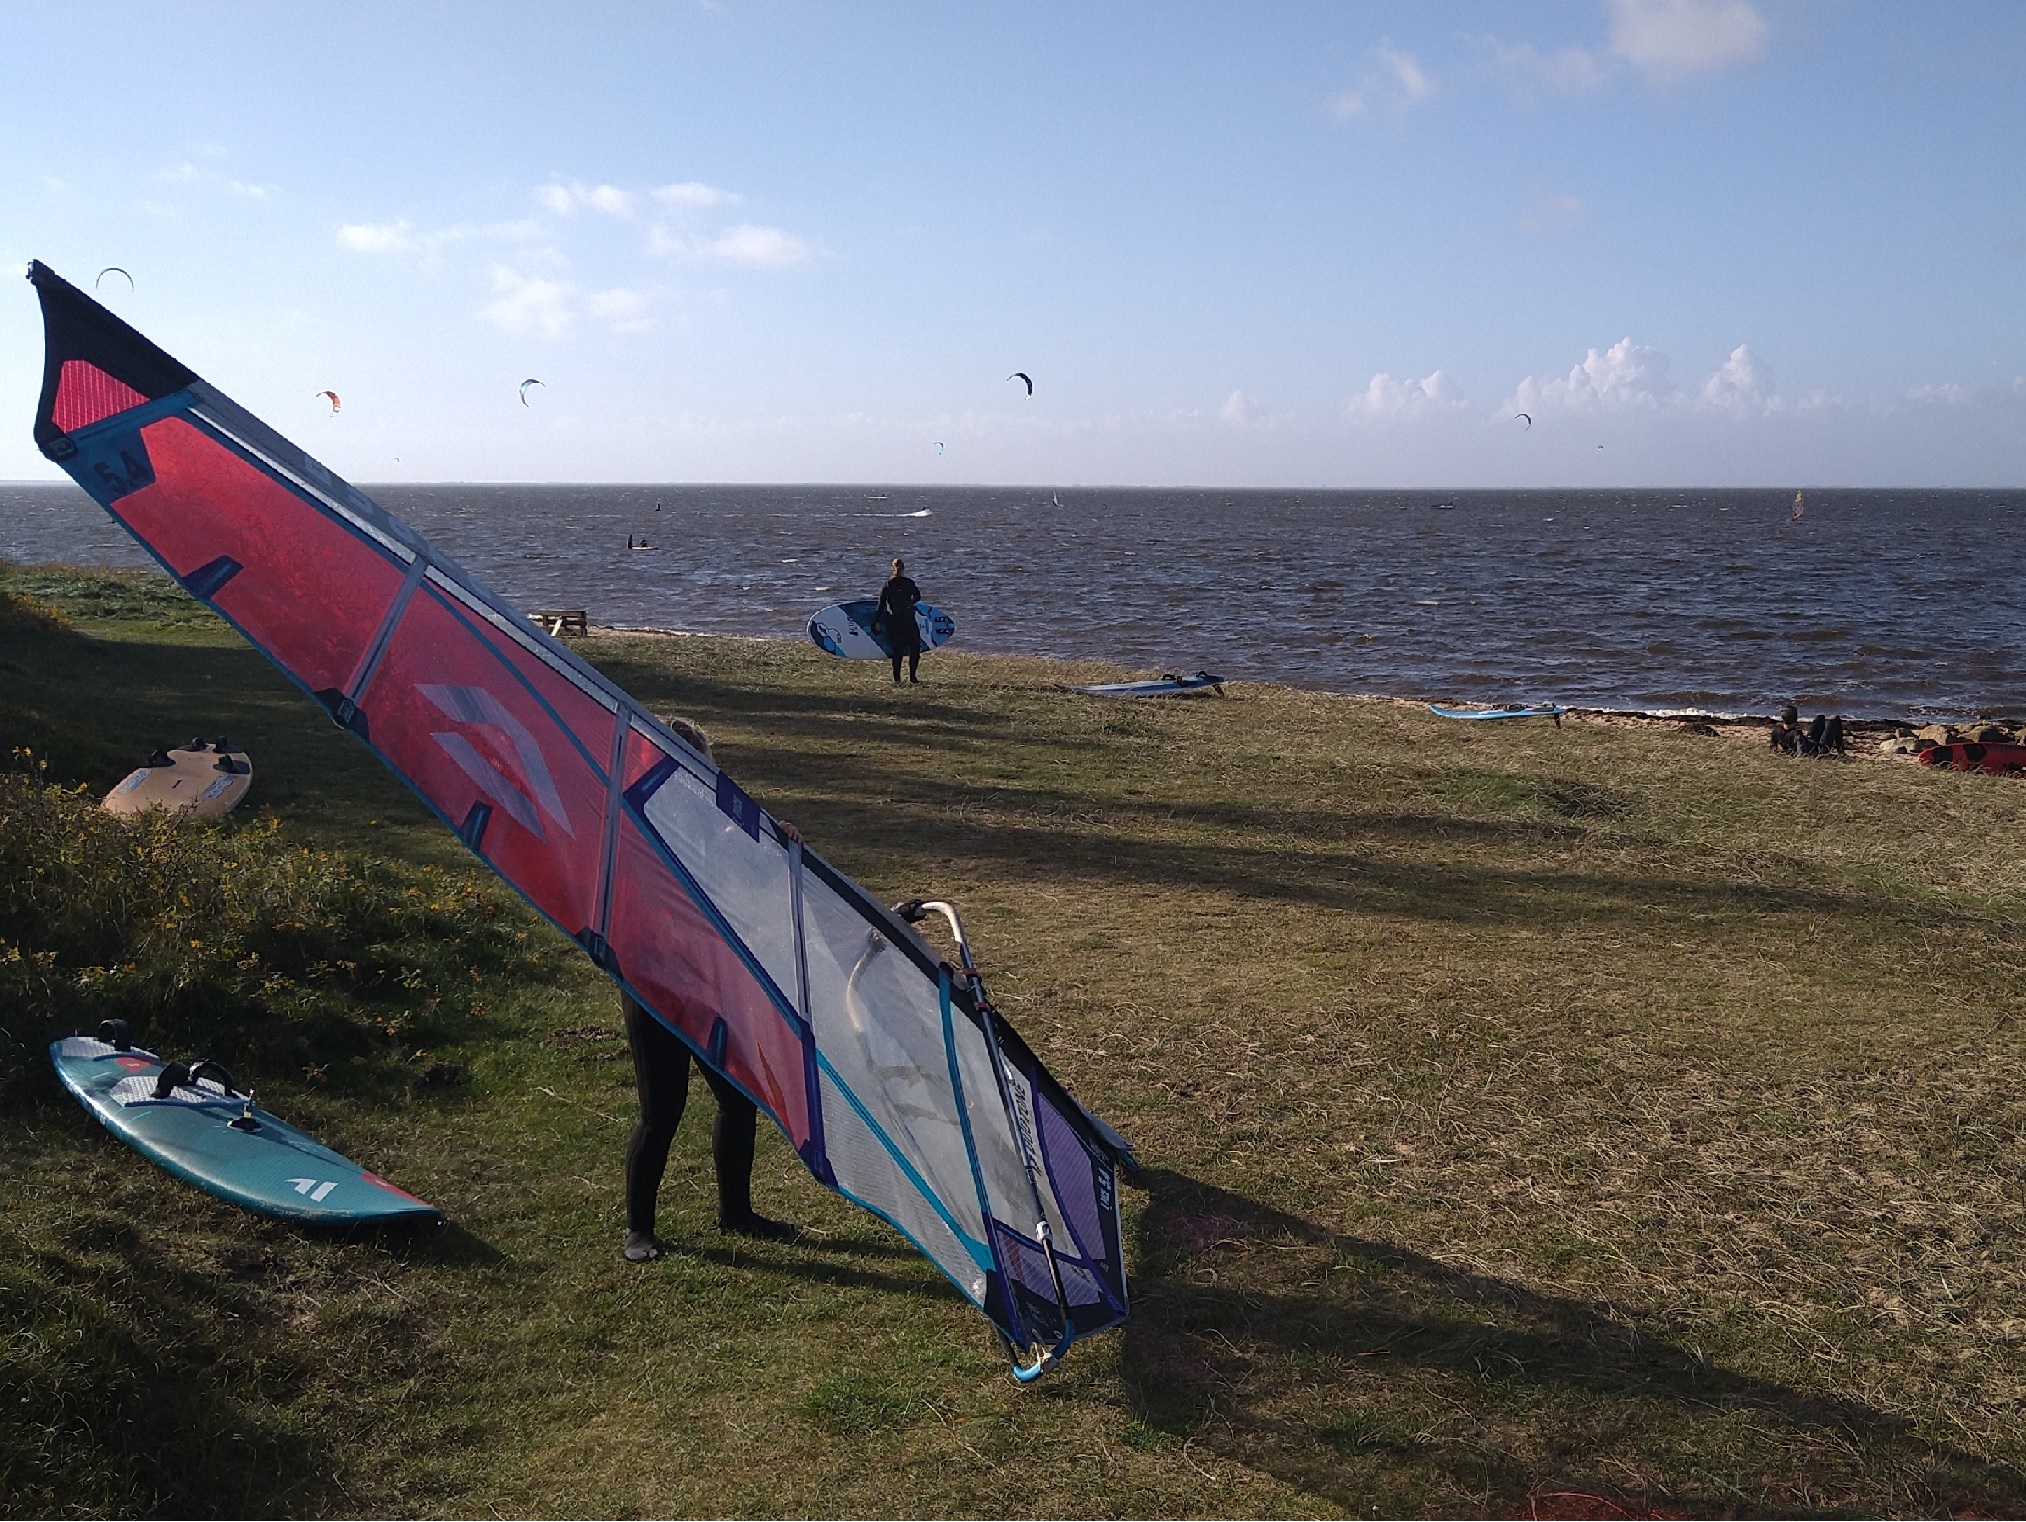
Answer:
(4, 481, 2022, 721)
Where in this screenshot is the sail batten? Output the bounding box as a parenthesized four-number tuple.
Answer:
(25, 259, 1128, 1371)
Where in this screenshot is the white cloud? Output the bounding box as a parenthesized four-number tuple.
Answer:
(1907, 382, 1974, 407)
(151, 160, 277, 199)
(1329, 43, 1435, 120)
(476, 269, 661, 338)
(1607, 0, 1767, 79)
(338, 220, 412, 253)
(1510, 338, 1794, 418)
(1701, 344, 1775, 413)
(1219, 390, 1258, 426)
(653, 181, 740, 209)
(652, 223, 813, 268)
(479, 267, 576, 340)
(336, 218, 546, 263)
(1518, 186, 1591, 236)
(1487, 39, 1609, 101)
(1346, 370, 1469, 420)
(539, 181, 637, 218)
(1509, 337, 1674, 415)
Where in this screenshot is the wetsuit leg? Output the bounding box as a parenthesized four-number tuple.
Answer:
(698, 1063, 758, 1221)
(908, 649, 920, 682)
(890, 652, 903, 683)
(623, 994, 692, 1239)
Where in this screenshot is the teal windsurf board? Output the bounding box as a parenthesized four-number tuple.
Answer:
(51, 1029, 439, 1225)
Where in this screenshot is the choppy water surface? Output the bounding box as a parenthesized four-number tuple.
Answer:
(5, 481, 2021, 720)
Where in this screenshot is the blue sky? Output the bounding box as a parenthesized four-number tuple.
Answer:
(2, 0, 2022, 487)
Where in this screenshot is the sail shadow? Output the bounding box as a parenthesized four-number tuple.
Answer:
(1119, 1167, 2026, 1518)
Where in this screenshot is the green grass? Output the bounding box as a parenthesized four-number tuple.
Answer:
(4, 560, 2026, 1517)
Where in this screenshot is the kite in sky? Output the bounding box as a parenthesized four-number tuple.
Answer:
(95, 267, 133, 293)
(519, 378, 544, 407)
(1008, 372, 1033, 396)
(1514, 412, 1531, 428)
(315, 390, 341, 415)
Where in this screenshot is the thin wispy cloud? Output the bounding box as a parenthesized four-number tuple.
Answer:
(539, 181, 637, 217)
(476, 266, 661, 339)
(151, 160, 277, 199)
(1330, 44, 1435, 121)
(338, 220, 413, 253)
(652, 181, 740, 209)
(480, 267, 576, 339)
(1606, 0, 1768, 80)
(1518, 186, 1591, 236)
(650, 223, 813, 268)
(1486, 38, 1610, 103)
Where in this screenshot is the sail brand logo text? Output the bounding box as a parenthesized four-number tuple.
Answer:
(288, 1178, 339, 1202)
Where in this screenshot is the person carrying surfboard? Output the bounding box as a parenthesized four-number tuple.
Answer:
(871, 557, 925, 685)
(622, 716, 801, 1262)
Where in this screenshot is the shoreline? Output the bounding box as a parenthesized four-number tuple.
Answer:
(589, 621, 1955, 755)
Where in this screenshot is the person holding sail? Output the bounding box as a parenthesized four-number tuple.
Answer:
(621, 714, 801, 1262)
(871, 557, 925, 684)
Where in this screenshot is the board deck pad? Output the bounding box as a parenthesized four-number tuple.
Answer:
(51, 1035, 439, 1224)
(807, 599, 956, 660)
(103, 741, 252, 816)
(1069, 672, 1225, 698)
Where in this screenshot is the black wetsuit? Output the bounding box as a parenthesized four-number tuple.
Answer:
(874, 575, 923, 683)
(623, 993, 759, 1237)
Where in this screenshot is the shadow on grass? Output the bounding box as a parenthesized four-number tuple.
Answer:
(663, 1237, 961, 1304)
(1120, 1168, 2026, 1518)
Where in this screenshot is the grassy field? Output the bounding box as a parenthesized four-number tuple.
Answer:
(4, 560, 2026, 1518)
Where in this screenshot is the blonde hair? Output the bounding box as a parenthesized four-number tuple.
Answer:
(659, 714, 713, 761)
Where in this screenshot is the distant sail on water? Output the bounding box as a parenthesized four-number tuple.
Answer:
(25, 261, 1130, 1378)
(1792, 490, 1806, 521)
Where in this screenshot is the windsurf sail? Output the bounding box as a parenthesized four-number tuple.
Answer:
(26, 260, 1129, 1378)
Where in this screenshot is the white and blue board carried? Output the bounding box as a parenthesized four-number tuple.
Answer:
(1070, 671, 1226, 699)
(1429, 702, 1566, 724)
(51, 1025, 440, 1225)
(807, 599, 956, 660)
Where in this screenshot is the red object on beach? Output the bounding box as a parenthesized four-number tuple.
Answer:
(1918, 741, 2026, 775)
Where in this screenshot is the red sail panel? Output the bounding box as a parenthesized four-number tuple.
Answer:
(353, 583, 616, 937)
(606, 809, 812, 1147)
(114, 418, 406, 692)
(54, 360, 149, 432)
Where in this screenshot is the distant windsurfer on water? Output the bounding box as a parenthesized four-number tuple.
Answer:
(871, 557, 925, 685)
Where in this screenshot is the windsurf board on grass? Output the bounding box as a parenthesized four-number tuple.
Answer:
(103, 739, 252, 817)
(807, 599, 956, 660)
(1070, 671, 1225, 698)
(51, 1027, 439, 1225)
(1429, 703, 1566, 723)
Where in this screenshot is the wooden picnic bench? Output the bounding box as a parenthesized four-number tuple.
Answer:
(528, 609, 589, 638)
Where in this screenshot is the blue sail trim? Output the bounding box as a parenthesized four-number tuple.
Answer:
(940, 964, 1029, 1346)
(812, 1045, 994, 1274)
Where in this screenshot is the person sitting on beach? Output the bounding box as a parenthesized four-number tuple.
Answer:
(621, 715, 800, 1263)
(1769, 705, 1845, 757)
(870, 557, 925, 685)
